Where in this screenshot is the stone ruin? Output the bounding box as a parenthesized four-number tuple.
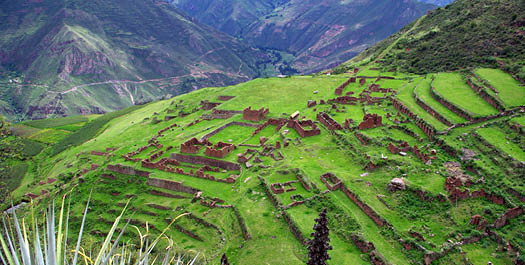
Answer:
(359, 78, 366, 86)
(251, 118, 287, 137)
(237, 149, 257, 163)
(217, 95, 235, 101)
(358, 114, 382, 130)
(287, 119, 321, 138)
(243, 107, 269, 122)
(270, 181, 298, 194)
(443, 162, 505, 204)
(307, 100, 317, 108)
(200, 100, 222, 110)
(328, 95, 359, 105)
(388, 142, 436, 163)
(205, 142, 236, 158)
(316, 112, 342, 130)
(180, 137, 212, 154)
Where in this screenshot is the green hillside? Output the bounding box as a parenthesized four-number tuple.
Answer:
(1, 0, 524, 264)
(3, 62, 524, 264)
(339, 0, 525, 79)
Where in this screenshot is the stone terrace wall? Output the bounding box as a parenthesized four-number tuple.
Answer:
(392, 98, 436, 139)
(413, 92, 453, 126)
(467, 79, 505, 112)
(147, 177, 199, 194)
(320, 173, 390, 227)
(171, 153, 241, 171)
(107, 164, 150, 177)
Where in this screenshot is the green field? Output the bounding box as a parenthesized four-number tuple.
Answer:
(433, 73, 499, 117)
(476, 68, 525, 108)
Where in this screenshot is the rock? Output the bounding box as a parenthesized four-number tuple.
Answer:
(245, 162, 253, 168)
(313, 90, 318, 94)
(360, 172, 369, 177)
(244, 177, 251, 183)
(399, 151, 407, 156)
(388, 178, 406, 192)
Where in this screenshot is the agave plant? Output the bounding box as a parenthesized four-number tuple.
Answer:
(0, 191, 200, 265)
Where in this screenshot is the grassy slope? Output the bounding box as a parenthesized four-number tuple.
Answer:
(433, 72, 499, 117)
(475, 68, 525, 108)
(7, 69, 523, 265)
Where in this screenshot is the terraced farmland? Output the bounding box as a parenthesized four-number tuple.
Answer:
(4, 67, 524, 265)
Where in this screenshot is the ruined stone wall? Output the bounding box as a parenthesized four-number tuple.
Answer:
(147, 177, 199, 194)
(335, 77, 356, 95)
(328, 96, 359, 105)
(317, 112, 342, 130)
(243, 107, 269, 122)
(232, 206, 251, 240)
(358, 114, 382, 130)
(171, 153, 241, 171)
(205, 142, 235, 158)
(287, 120, 321, 138)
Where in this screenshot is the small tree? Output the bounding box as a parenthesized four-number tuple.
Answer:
(307, 208, 332, 265)
(221, 253, 229, 265)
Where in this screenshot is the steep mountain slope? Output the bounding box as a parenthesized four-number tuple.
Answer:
(340, 0, 525, 79)
(167, 0, 290, 37)
(417, 0, 454, 6)
(173, 0, 436, 73)
(0, 0, 274, 120)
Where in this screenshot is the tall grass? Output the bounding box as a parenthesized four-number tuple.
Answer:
(1, 191, 199, 265)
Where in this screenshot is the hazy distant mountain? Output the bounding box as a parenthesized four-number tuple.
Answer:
(172, 0, 436, 73)
(417, 0, 454, 6)
(0, 0, 273, 120)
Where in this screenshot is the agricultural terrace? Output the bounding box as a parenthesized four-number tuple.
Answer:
(475, 68, 525, 108)
(433, 73, 499, 117)
(5, 68, 524, 265)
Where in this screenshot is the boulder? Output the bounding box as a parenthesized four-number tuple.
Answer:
(388, 178, 406, 192)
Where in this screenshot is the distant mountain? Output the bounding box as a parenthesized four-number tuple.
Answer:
(167, 0, 290, 37)
(340, 0, 525, 79)
(0, 0, 275, 120)
(417, 0, 454, 6)
(172, 0, 436, 73)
